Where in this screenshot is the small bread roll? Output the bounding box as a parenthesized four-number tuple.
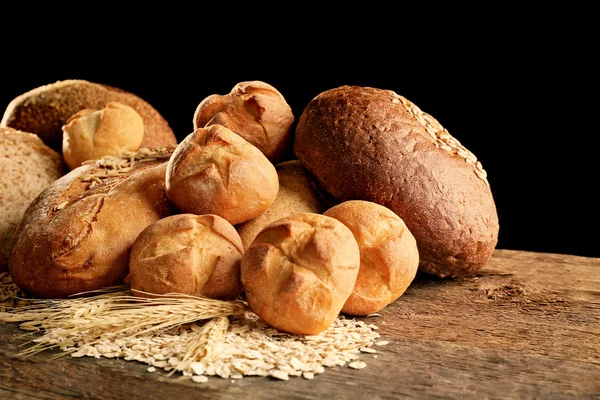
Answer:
(128, 214, 244, 300)
(324, 200, 419, 315)
(1, 79, 177, 152)
(236, 160, 326, 250)
(166, 124, 279, 225)
(62, 102, 144, 170)
(193, 81, 295, 163)
(241, 213, 360, 335)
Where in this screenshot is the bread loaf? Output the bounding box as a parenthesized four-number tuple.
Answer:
(294, 85, 499, 278)
(240, 213, 360, 335)
(1, 79, 177, 152)
(128, 213, 244, 300)
(0, 127, 64, 271)
(323, 200, 419, 315)
(9, 146, 176, 298)
(193, 81, 295, 164)
(235, 160, 326, 250)
(62, 101, 145, 170)
(165, 125, 279, 225)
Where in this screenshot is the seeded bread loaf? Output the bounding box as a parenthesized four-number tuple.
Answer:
(9, 146, 177, 298)
(0, 127, 65, 271)
(294, 85, 499, 278)
(1, 79, 177, 152)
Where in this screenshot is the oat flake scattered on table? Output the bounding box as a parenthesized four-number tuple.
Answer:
(0, 272, 384, 382)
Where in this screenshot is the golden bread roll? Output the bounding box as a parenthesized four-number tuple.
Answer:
(62, 102, 145, 170)
(1, 79, 177, 152)
(0, 127, 64, 271)
(236, 160, 326, 250)
(9, 146, 176, 298)
(240, 213, 360, 335)
(193, 80, 295, 163)
(166, 124, 279, 225)
(128, 213, 244, 300)
(323, 200, 419, 315)
(294, 85, 499, 278)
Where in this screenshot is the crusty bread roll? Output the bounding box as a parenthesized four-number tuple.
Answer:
(9, 146, 177, 298)
(323, 200, 419, 315)
(0, 127, 64, 272)
(128, 213, 244, 300)
(193, 81, 295, 164)
(236, 160, 326, 250)
(240, 213, 360, 335)
(294, 85, 499, 278)
(1, 79, 177, 152)
(62, 102, 145, 170)
(166, 124, 279, 225)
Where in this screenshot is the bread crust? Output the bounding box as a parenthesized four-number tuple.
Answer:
(8, 146, 176, 298)
(294, 86, 499, 278)
(0, 127, 64, 271)
(1, 80, 177, 152)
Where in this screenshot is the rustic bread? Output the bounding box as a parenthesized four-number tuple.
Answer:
(236, 160, 326, 250)
(240, 213, 360, 335)
(193, 80, 295, 164)
(1, 79, 177, 152)
(294, 85, 499, 278)
(323, 200, 419, 315)
(128, 213, 244, 300)
(166, 124, 279, 225)
(8, 146, 176, 298)
(0, 127, 64, 271)
(62, 101, 145, 170)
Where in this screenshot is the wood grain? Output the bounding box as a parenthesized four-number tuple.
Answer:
(1, 249, 599, 399)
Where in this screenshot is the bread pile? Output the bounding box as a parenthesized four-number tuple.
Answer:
(2, 79, 499, 335)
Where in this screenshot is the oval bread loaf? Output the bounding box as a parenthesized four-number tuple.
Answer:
(9, 146, 177, 298)
(294, 85, 499, 278)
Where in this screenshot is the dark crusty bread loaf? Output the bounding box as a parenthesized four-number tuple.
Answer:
(294, 85, 499, 278)
(9, 146, 177, 298)
(0, 127, 65, 271)
(1, 79, 177, 152)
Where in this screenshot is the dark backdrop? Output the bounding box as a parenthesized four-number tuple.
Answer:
(1, 17, 595, 259)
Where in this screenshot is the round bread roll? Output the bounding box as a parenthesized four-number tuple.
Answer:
(166, 124, 279, 225)
(193, 80, 295, 164)
(241, 213, 360, 335)
(128, 214, 244, 300)
(294, 85, 499, 278)
(9, 146, 177, 298)
(62, 101, 145, 170)
(0, 127, 64, 272)
(236, 160, 326, 250)
(1, 79, 177, 152)
(323, 200, 419, 315)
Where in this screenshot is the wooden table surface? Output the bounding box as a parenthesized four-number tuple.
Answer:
(1, 249, 599, 399)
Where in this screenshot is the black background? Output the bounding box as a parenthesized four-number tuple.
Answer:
(1, 12, 596, 258)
